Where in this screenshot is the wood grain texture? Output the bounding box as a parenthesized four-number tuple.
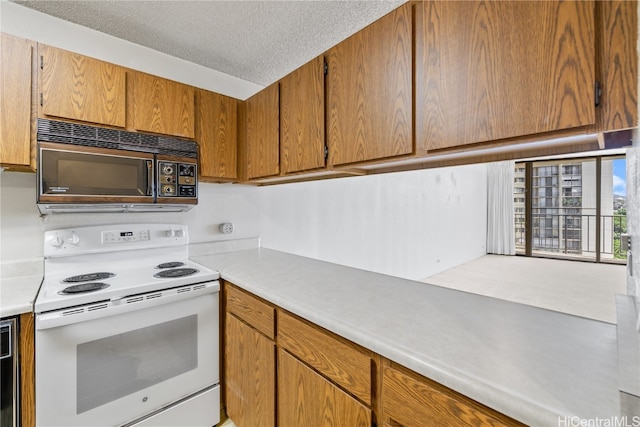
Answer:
(280, 56, 325, 174)
(1, 34, 33, 168)
(326, 3, 412, 166)
(131, 70, 195, 138)
(278, 349, 371, 427)
(415, 1, 595, 152)
(226, 284, 275, 339)
(20, 312, 35, 427)
(277, 310, 371, 405)
(595, 0, 638, 132)
(245, 82, 280, 179)
(196, 88, 238, 180)
(382, 364, 524, 427)
(225, 313, 276, 427)
(40, 44, 126, 127)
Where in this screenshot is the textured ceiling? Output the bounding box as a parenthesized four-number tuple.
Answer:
(14, 0, 405, 87)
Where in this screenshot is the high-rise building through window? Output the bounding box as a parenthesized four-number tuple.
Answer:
(513, 156, 625, 264)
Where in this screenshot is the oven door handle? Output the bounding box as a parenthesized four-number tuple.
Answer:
(36, 281, 219, 330)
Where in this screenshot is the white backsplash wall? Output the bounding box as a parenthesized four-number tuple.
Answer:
(0, 172, 260, 261)
(259, 164, 488, 281)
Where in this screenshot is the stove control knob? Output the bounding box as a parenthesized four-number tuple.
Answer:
(67, 232, 80, 246)
(49, 235, 64, 248)
(165, 229, 175, 238)
(175, 229, 184, 238)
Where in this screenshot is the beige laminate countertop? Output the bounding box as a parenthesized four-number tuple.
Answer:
(0, 258, 43, 318)
(192, 248, 627, 427)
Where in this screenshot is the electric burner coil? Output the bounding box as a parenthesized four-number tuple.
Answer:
(63, 272, 115, 283)
(153, 268, 199, 278)
(59, 282, 110, 294)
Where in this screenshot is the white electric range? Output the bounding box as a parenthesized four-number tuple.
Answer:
(34, 223, 221, 427)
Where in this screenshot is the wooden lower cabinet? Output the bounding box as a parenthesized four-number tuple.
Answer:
(224, 284, 522, 427)
(224, 313, 275, 427)
(19, 313, 35, 427)
(381, 363, 523, 427)
(278, 349, 370, 427)
(277, 310, 371, 405)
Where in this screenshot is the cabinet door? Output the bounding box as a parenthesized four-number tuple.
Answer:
(415, 1, 595, 152)
(242, 82, 279, 179)
(1, 34, 33, 169)
(280, 56, 325, 174)
(382, 365, 521, 427)
(130, 71, 195, 138)
(326, 4, 412, 166)
(20, 313, 35, 427)
(278, 349, 370, 427)
(196, 89, 238, 180)
(225, 314, 275, 427)
(40, 45, 126, 127)
(595, 0, 637, 132)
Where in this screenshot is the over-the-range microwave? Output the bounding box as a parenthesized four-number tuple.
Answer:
(36, 119, 198, 214)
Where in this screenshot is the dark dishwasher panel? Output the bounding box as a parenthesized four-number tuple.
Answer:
(1, 318, 18, 427)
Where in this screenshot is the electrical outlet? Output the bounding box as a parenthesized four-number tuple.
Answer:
(219, 223, 234, 234)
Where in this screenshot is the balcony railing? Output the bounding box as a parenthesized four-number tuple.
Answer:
(514, 213, 627, 262)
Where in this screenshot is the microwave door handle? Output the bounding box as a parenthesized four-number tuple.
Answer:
(146, 160, 154, 196)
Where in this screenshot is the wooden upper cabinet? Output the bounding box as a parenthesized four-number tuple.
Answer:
(241, 82, 280, 180)
(40, 44, 126, 128)
(1, 33, 34, 170)
(196, 89, 238, 181)
(415, 1, 596, 152)
(326, 3, 412, 166)
(130, 70, 195, 139)
(595, 0, 638, 133)
(280, 56, 325, 174)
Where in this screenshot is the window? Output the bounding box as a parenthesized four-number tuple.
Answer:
(514, 155, 626, 264)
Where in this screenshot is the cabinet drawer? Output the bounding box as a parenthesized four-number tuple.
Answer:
(225, 284, 274, 339)
(382, 365, 522, 427)
(277, 311, 371, 405)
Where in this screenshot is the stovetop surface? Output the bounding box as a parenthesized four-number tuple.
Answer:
(35, 224, 220, 313)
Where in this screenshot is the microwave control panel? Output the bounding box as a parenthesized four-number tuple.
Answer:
(158, 161, 197, 198)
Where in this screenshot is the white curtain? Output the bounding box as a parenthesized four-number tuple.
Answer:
(486, 161, 516, 255)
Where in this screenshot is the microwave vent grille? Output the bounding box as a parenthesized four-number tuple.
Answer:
(37, 119, 198, 158)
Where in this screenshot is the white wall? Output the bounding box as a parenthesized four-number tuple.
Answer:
(259, 164, 488, 281)
(0, 172, 260, 261)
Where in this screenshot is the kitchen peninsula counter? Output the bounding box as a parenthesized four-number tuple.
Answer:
(193, 248, 624, 426)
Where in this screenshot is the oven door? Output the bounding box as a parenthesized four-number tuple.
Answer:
(38, 142, 155, 204)
(35, 284, 219, 427)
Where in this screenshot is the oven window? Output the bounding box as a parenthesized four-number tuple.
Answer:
(76, 315, 197, 414)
